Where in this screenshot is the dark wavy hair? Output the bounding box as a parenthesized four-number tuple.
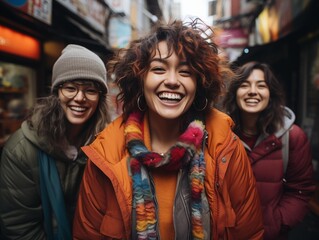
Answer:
(26, 83, 110, 153)
(107, 18, 234, 123)
(223, 61, 285, 135)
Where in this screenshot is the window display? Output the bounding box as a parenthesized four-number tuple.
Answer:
(0, 62, 36, 148)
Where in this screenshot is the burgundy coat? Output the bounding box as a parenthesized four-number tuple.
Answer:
(243, 122, 315, 240)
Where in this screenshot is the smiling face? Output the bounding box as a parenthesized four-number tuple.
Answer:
(236, 69, 270, 117)
(143, 41, 197, 121)
(58, 80, 100, 127)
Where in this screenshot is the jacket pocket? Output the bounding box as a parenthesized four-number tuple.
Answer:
(100, 214, 125, 239)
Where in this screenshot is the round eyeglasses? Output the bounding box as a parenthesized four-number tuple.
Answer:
(59, 82, 101, 101)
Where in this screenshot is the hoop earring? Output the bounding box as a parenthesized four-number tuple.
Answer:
(193, 97, 208, 111)
(137, 95, 146, 111)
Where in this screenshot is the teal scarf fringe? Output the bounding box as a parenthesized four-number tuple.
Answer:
(38, 150, 71, 240)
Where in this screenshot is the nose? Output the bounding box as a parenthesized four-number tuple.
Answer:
(164, 72, 180, 88)
(74, 89, 86, 101)
(248, 84, 257, 96)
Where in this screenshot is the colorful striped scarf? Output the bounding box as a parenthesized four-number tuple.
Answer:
(125, 111, 206, 240)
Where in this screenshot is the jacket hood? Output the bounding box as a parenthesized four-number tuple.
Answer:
(243, 106, 295, 150)
(274, 106, 295, 138)
(21, 121, 80, 161)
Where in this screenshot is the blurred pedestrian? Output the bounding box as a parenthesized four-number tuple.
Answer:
(73, 19, 264, 240)
(223, 61, 315, 240)
(0, 44, 110, 239)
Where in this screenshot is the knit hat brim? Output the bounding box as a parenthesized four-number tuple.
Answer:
(51, 44, 108, 93)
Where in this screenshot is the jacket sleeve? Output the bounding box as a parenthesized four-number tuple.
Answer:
(276, 125, 315, 230)
(73, 156, 129, 239)
(225, 134, 264, 240)
(73, 158, 107, 240)
(0, 134, 46, 240)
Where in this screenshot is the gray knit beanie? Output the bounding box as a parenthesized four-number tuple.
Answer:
(51, 44, 108, 93)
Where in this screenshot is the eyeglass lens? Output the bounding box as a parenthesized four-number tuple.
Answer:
(60, 82, 100, 100)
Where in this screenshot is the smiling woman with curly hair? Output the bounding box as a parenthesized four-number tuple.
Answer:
(73, 19, 264, 240)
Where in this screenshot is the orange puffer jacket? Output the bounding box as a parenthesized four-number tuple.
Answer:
(73, 109, 264, 240)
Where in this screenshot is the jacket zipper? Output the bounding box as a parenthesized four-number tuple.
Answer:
(211, 130, 236, 239)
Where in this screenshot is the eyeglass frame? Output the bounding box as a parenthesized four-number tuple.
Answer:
(58, 81, 102, 101)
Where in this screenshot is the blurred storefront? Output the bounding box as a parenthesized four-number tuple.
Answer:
(0, 0, 44, 149)
(0, 0, 113, 150)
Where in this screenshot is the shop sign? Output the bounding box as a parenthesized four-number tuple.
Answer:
(56, 0, 108, 34)
(0, 25, 41, 60)
(4, 0, 52, 25)
(216, 28, 248, 49)
(105, 0, 130, 15)
(255, 0, 311, 44)
(108, 17, 131, 49)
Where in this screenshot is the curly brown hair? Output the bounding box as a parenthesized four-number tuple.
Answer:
(107, 18, 234, 122)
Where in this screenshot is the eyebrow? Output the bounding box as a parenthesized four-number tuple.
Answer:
(150, 58, 165, 63)
(150, 58, 188, 66)
(245, 79, 266, 83)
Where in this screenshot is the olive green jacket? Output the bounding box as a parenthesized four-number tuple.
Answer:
(0, 121, 86, 240)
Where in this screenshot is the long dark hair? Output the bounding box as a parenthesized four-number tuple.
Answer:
(108, 18, 234, 123)
(223, 61, 285, 135)
(26, 84, 110, 153)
